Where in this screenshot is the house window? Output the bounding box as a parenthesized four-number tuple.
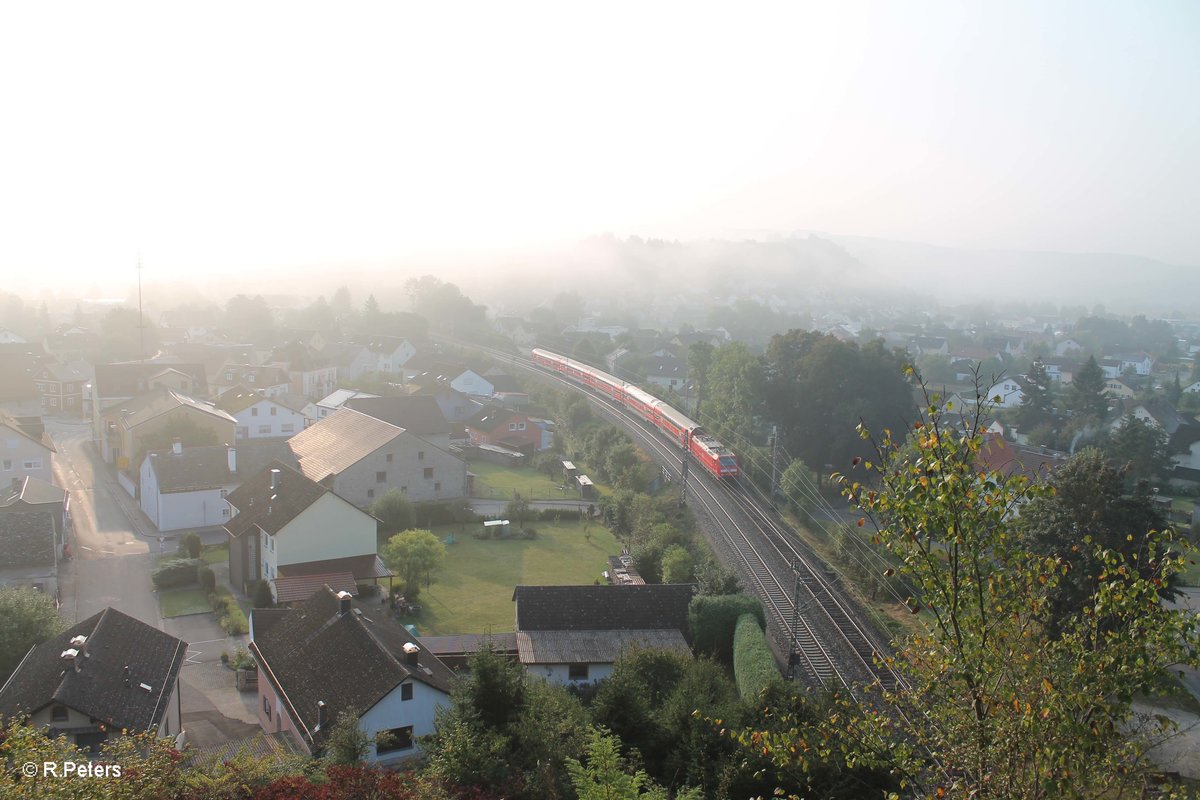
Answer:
(222, 507, 229, 518)
(376, 471, 386, 483)
(568, 663, 589, 681)
(423, 468, 433, 479)
(251, 407, 258, 416)
(2, 460, 10, 471)
(50, 705, 69, 722)
(508, 423, 517, 431)
(281, 423, 294, 433)
(258, 425, 271, 434)
(401, 682, 413, 701)
(226, 372, 233, 381)
(50, 397, 58, 407)
(400, 486, 407, 495)
(367, 489, 375, 499)
(23, 459, 41, 470)
(386, 453, 393, 463)
(377, 725, 414, 753)
(220, 489, 228, 498)
(263, 696, 272, 720)
(518, 422, 525, 431)
(434, 482, 441, 492)
(417, 451, 424, 461)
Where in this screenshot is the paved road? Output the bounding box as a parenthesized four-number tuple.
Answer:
(45, 418, 259, 748)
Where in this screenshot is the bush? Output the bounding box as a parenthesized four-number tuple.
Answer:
(413, 500, 479, 527)
(370, 489, 416, 534)
(537, 507, 583, 521)
(689, 594, 764, 665)
(733, 613, 783, 700)
(198, 566, 216, 592)
(210, 592, 248, 635)
(151, 558, 203, 589)
(181, 532, 202, 559)
(252, 579, 274, 609)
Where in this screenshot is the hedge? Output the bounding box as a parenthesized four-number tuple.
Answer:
(689, 593, 765, 665)
(151, 558, 203, 590)
(209, 591, 249, 635)
(733, 612, 783, 700)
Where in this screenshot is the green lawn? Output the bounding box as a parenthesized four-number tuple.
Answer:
(156, 542, 228, 567)
(398, 519, 620, 635)
(469, 460, 611, 502)
(159, 587, 212, 618)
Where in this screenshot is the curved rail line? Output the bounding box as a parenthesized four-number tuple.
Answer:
(450, 340, 901, 692)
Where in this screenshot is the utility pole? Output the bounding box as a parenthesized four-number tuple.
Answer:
(787, 556, 802, 681)
(137, 255, 146, 364)
(770, 425, 779, 500)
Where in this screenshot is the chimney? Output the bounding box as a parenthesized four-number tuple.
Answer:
(61, 648, 81, 672)
(171, 438, 182, 455)
(402, 642, 420, 667)
(227, 446, 236, 474)
(336, 590, 352, 615)
(270, 468, 280, 492)
(316, 700, 327, 730)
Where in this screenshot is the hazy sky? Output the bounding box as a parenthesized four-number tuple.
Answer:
(2, 1, 1197, 293)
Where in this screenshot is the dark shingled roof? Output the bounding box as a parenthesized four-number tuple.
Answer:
(0, 607, 186, 733)
(342, 396, 449, 436)
(250, 586, 454, 749)
(512, 584, 693, 633)
(223, 461, 329, 539)
(0, 510, 55, 568)
(148, 442, 297, 493)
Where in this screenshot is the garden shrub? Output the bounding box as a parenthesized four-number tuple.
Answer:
(198, 566, 216, 592)
(689, 594, 764, 665)
(151, 558, 203, 589)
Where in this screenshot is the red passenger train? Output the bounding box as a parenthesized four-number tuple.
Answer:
(531, 348, 740, 479)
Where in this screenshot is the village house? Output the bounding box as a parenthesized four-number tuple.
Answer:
(90, 362, 209, 460)
(101, 387, 236, 474)
(0, 412, 55, 485)
(983, 376, 1029, 409)
(214, 385, 309, 440)
(32, 361, 93, 417)
(0, 475, 70, 544)
(0, 509, 59, 597)
(139, 441, 296, 533)
(249, 587, 454, 763)
(342, 395, 453, 451)
(465, 403, 542, 454)
(224, 461, 386, 599)
(210, 363, 292, 398)
(288, 408, 468, 507)
(511, 584, 693, 685)
(0, 608, 186, 752)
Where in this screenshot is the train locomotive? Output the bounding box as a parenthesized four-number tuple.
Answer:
(531, 348, 740, 480)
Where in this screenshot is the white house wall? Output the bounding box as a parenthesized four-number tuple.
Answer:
(271, 492, 377, 569)
(0, 433, 52, 485)
(235, 400, 306, 440)
(331, 433, 467, 507)
(526, 662, 615, 686)
(450, 371, 494, 398)
(156, 488, 229, 532)
(359, 679, 447, 764)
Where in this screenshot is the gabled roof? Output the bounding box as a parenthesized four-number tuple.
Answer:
(38, 360, 93, 383)
(467, 403, 522, 433)
(214, 363, 290, 387)
(223, 461, 331, 538)
(343, 396, 449, 436)
(1120, 398, 1193, 436)
(353, 335, 411, 355)
(287, 409, 405, 482)
(118, 387, 237, 430)
(516, 628, 689, 664)
(214, 385, 270, 415)
(93, 361, 208, 399)
(0, 607, 186, 733)
(250, 587, 454, 749)
(146, 446, 237, 491)
(0, 509, 55, 568)
(512, 584, 694, 633)
(0, 412, 56, 453)
(977, 434, 1068, 480)
(0, 475, 67, 508)
(315, 388, 379, 410)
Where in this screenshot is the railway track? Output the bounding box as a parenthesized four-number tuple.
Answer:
(444, 339, 900, 693)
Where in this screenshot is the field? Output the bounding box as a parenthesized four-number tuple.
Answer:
(397, 519, 620, 635)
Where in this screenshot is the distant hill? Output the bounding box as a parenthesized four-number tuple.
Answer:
(818, 234, 1200, 314)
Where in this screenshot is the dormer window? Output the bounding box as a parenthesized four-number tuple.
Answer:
(50, 705, 68, 722)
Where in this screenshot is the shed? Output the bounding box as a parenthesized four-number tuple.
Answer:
(576, 474, 595, 499)
(483, 519, 511, 535)
(561, 460, 578, 479)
